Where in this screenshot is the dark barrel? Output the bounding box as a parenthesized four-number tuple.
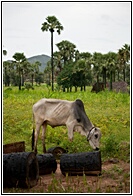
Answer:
(37, 153, 57, 175)
(3, 152, 39, 188)
(60, 151, 101, 176)
(46, 146, 67, 159)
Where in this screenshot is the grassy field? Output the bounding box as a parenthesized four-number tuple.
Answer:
(3, 85, 130, 161)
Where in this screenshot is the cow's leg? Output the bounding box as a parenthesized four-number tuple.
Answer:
(34, 123, 41, 154)
(42, 122, 47, 153)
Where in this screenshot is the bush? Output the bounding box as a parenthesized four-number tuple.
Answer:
(102, 134, 119, 158)
(24, 83, 34, 90)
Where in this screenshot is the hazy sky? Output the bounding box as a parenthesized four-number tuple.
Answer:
(2, 2, 131, 61)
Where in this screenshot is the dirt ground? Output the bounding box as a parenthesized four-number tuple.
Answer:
(3, 159, 130, 193)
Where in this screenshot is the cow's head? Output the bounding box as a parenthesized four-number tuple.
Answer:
(87, 127, 101, 150)
(73, 99, 101, 150)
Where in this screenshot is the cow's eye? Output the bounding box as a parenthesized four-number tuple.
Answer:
(95, 134, 98, 139)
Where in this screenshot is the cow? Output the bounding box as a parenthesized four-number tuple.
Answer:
(91, 82, 105, 93)
(32, 98, 101, 153)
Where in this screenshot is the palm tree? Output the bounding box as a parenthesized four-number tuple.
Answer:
(3, 61, 13, 86)
(53, 51, 62, 74)
(33, 61, 41, 85)
(12, 52, 26, 90)
(118, 44, 130, 82)
(92, 52, 103, 84)
(56, 40, 76, 65)
(41, 16, 64, 91)
(44, 61, 51, 86)
(106, 52, 117, 91)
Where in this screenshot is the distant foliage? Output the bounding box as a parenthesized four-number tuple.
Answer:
(24, 83, 34, 90)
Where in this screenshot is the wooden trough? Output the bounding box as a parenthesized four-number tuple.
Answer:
(3, 141, 25, 154)
(37, 154, 57, 175)
(60, 151, 101, 176)
(3, 152, 39, 188)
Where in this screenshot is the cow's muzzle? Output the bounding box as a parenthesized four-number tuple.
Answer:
(95, 147, 99, 151)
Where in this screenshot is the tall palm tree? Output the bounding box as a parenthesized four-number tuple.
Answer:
(41, 16, 64, 91)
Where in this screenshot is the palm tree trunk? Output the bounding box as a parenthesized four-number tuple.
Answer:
(123, 68, 126, 81)
(103, 68, 106, 88)
(51, 30, 54, 91)
(117, 70, 120, 81)
(31, 74, 34, 86)
(4, 67, 7, 86)
(18, 65, 21, 90)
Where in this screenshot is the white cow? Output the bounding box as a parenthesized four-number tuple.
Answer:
(32, 98, 101, 153)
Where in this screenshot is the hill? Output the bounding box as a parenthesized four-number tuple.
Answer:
(27, 54, 50, 72)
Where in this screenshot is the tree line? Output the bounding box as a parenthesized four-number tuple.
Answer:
(45, 42, 130, 92)
(3, 16, 130, 91)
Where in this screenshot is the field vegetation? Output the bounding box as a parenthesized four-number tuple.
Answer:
(3, 85, 130, 193)
(3, 85, 130, 160)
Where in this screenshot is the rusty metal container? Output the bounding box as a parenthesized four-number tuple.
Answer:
(3, 141, 25, 154)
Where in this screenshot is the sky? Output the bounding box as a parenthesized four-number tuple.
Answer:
(2, 2, 131, 61)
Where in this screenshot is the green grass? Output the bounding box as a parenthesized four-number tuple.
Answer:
(3, 85, 130, 161)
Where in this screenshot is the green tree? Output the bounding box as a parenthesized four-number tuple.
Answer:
(57, 63, 73, 92)
(106, 52, 117, 90)
(53, 51, 62, 76)
(30, 61, 41, 86)
(73, 59, 91, 91)
(35, 73, 44, 85)
(12, 52, 26, 90)
(92, 52, 103, 84)
(56, 40, 76, 65)
(118, 44, 130, 82)
(3, 61, 13, 86)
(41, 16, 64, 91)
(44, 61, 51, 85)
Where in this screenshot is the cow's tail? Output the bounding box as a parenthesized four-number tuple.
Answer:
(32, 113, 35, 151)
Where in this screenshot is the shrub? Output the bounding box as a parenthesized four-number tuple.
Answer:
(102, 134, 119, 158)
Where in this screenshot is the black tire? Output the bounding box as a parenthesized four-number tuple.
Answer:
(60, 151, 101, 176)
(37, 153, 57, 175)
(46, 146, 67, 159)
(3, 152, 39, 188)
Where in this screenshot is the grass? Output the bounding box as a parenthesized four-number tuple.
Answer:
(3, 85, 130, 160)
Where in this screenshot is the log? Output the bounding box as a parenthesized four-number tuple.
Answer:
(3, 141, 25, 154)
(3, 152, 39, 188)
(60, 151, 101, 176)
(46, 146, 67, 159)
(37, 154, 57, 175)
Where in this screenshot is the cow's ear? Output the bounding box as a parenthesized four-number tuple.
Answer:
(77, 118, 81, 122)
